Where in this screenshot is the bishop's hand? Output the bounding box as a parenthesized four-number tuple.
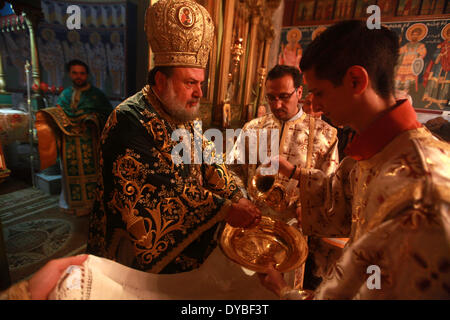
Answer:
(226, 198, 261, 229)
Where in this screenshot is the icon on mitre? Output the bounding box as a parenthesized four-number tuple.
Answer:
(179, 7, 194, 27)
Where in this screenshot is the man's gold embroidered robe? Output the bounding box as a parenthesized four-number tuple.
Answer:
(299, 127, 450, 299)
(35, 85, 112, 216)
(230, 111, 340, 287)
(87, 86, 242, 274)
(231, 112, 339, 220)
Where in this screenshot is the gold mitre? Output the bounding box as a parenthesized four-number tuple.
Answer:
(145, 0, 214, 68)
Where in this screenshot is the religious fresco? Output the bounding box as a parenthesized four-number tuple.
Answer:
(278, 27, 303, 70)
(0, 0, 131, 102)
(279, 19, 450, 112)
(390, 20, 449, 111)
(291, 0, 448, 24)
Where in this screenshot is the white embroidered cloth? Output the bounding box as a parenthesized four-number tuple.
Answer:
(49, 248, 277, 300)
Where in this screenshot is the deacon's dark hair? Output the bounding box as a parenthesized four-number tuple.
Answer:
(266, 65, 302, 88)
(66, 59, 89, 74)
(147, 66, 175, 85)
(300, 20, 399, 99)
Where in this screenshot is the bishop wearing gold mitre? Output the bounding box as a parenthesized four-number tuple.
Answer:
(87, 0, 261, 274)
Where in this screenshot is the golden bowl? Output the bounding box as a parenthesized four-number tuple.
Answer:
(219, 216, 308, 273)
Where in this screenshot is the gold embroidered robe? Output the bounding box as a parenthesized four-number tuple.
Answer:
(35, 85, 112, 216)
(299, 127, 450, 299)
(87, 86, 242, 274)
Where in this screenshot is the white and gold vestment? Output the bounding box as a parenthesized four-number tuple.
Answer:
(231, 109, 339, 222)
(299, 101, 450, 299)
(230, 109, 340, 286)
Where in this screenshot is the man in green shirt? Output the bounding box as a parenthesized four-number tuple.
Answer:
(36, 59, 113, 216)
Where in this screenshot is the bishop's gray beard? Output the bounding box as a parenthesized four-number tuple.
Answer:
(160, 80, 200, 122)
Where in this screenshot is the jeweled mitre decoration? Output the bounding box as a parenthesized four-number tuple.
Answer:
(145, 0, 214, 68)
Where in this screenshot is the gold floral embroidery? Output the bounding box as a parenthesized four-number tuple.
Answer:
(101, 108, 118, 143)
(182, 183, 214, 207)
(92, 89, 243, 272)
(111, 152, 157, 220)
(142, 117, 173, 153)
(400, 209, 438, 230)
(388, 153, 424, 179)
(134, 198, 188, 265)
(109, 149, 191, 266)
(204, 164, 238, 197)
(352, 248, 393, 286)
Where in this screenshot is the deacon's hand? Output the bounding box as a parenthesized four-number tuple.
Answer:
(226, 198, 261, 228)
(268, 155, 295, 178)
(257, 265, 288, 297)
(28, 254, 88, 300)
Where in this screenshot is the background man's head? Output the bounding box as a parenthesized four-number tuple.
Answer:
(300, 20, 399, 126)
(265, 65, 303, 121)
(302, 92, 323, 118)
(66, 59, 89, 88)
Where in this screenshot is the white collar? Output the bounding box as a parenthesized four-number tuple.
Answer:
(285, 105, 303, 122)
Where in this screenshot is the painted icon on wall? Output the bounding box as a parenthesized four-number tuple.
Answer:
(422, 23, 450, 110)
(395, 23, 428, 94)
(278, 28, 302, 70)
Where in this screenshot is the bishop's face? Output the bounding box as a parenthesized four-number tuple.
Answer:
(159, 67, 205, 122)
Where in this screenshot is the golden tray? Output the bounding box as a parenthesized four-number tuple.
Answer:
(219, 216, 308, 273)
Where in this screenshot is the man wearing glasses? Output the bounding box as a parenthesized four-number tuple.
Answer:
(230, 64, 340, 290)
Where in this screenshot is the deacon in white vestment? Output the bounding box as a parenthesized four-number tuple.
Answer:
(230, 65, 341, 289)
